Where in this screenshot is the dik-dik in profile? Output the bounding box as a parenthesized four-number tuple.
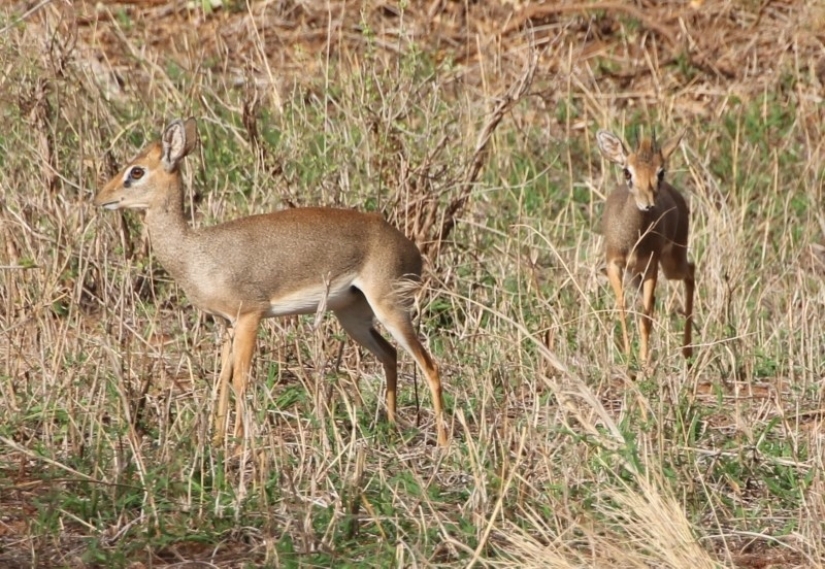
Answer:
(95, 118, 447, 446)
(596, 129, 695, 362)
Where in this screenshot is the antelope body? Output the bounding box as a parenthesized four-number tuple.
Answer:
(596, 129, 695, 362)
(95, 118, 447, 446)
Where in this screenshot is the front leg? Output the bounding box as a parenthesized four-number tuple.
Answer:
(230, 312, 262, 441)
(213, 327, 234, 446)
(639, 259, 659, 363)
(606, 259, 630, 357)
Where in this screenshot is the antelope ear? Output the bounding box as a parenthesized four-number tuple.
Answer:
(596, 130, 628, 165)
(161, 118, 198, 172)
(660, 130, 685, 161)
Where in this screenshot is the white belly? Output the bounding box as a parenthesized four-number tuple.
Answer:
(266, 278, 358, 317)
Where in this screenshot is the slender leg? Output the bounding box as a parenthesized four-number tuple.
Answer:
(606, 259, 631, 356)
(334, 296, 399, 423)
(230, 312, 262, 441)
(661, 253, 696, 360)
(370, 329, 398, 423)
(213, 327, 234, 445)
(682, 262, 696, 359)
(639, 266, 658, 363)
(368, 300, 447, 447)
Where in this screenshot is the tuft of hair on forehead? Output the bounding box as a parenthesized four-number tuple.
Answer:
(634, 138, 658, 163)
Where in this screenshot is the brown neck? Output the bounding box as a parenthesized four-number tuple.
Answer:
(142, 175, 194, 279)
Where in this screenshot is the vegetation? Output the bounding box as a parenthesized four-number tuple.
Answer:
(1, 1, 823, 567)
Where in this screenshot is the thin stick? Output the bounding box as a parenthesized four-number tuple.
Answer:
(435, 41, 540, 254)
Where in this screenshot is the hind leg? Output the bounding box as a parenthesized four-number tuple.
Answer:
(681, 262, 695, 358)
(361, 293, 447, 447)
(661, 253, 696, 359)
(333, 292, 399, 424)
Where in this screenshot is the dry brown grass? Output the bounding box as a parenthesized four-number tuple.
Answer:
(1, 1, 824, 567)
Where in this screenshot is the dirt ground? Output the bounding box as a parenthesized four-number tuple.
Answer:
(26, 0, 825, 110)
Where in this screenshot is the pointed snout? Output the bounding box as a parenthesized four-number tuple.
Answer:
(631, 183, 658, 212)
(94, 170, 153, 210)
(633, 195, 656, 212)
(93, 177, 123, 209)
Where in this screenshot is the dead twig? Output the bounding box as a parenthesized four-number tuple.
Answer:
(431, 42, 540, 258)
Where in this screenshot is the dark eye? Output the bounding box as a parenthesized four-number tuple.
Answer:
(657, 169, 665, 183)
(129, 167, 145, 181)
(623, 168, 632, 182)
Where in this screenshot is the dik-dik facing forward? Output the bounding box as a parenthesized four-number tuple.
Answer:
(95, 118, 447, 446)
(596, 129, 695, 362)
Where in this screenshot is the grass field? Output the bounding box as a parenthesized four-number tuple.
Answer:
(1, 1, 824, 567)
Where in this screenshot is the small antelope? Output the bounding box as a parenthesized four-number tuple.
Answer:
(596, 129, 695, 362)
(95, 118, 447, 446)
